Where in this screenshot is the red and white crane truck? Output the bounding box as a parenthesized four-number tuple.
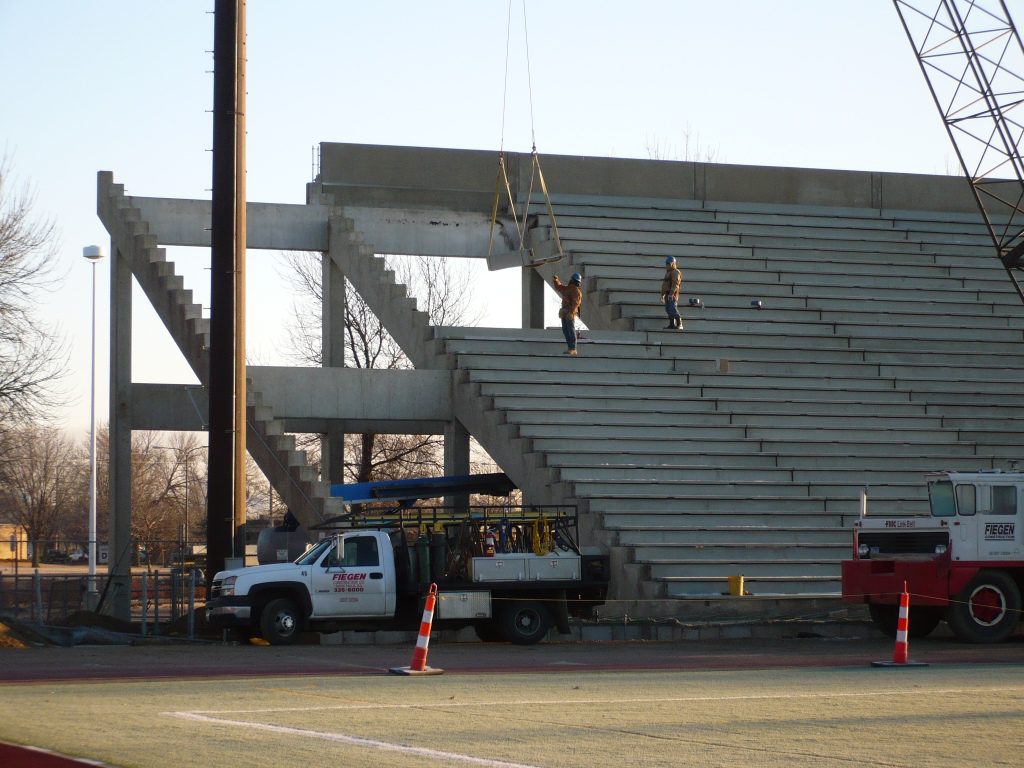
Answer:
(206, 475, 610, 645)
(842, 470, 1023, 643)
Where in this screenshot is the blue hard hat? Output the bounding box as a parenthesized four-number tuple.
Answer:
(665, 256, 676, 265)
(570, 272, 582, 284)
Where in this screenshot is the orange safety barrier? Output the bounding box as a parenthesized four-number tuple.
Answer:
(872, 581, 928, 668)
(389, 582, 444, 676)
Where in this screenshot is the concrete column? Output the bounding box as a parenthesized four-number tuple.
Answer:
(321, 240, 347, 483)
(522, 267, 545, 329)
(107, 240, 133, 620)
(444, 419, 470, 513)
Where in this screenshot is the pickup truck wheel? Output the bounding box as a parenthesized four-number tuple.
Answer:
(947, 571, 1021, 644)
(869, 604, 942, 639)
(500, 601, 551, 645)
(260, 597, 301, 645)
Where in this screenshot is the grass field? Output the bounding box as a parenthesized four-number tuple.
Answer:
(2, 663, 1023, 767)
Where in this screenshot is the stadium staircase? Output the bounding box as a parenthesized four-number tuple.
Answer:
(97, 172, 342, 528)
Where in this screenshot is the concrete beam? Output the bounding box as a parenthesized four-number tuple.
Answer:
(318, 142, 982, 215)
(129, 368, 453, 431)
(131, 197, 330, 250)
(343, 206, 506, 259)
(129, 384, 207, 431)
(251, 366, 452, 421)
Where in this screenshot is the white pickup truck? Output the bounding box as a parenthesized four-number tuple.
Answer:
(206, 509, 610, 645)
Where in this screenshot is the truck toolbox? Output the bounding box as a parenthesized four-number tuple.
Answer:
(471, 554, 528, 582)
(437, 591, 491, 619)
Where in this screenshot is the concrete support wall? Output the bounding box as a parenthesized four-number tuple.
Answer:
(321, 252, 347, 483)
(107, 239, 133, 620)
(443, 419, 470, 512)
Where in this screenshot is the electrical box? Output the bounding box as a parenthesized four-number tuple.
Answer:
(437, 590, 491, 619)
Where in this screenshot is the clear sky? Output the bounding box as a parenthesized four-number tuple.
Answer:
(0, 0, 986, 437)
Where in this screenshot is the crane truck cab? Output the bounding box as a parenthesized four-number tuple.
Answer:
(842, 470, 1024, 643)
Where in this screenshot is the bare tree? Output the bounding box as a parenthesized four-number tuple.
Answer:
(0, 157, 67, 439)
(280, 251, 478, 484)
(0, 425, 82, 566)
(645, 124, 721, 163)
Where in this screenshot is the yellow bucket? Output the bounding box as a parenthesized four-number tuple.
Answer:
(727, 575, 745, 596)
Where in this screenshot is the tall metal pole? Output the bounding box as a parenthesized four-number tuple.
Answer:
(83, 245, 105, 600)
(207, 0, 239, 583)
(233, 0, 248, 560)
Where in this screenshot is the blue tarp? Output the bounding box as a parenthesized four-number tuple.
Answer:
(329, 472, 515, 505)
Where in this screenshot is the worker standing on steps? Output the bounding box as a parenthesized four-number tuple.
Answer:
(552, 272, 583, 356)
(660, 256, 683, 330)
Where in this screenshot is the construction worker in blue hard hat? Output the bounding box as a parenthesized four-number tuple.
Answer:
(552, 272, 583, 355)
(660, 256, 683, 330)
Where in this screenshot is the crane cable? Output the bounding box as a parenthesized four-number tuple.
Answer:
(487, 0, 564, 266)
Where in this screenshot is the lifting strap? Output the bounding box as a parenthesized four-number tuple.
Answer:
(486, 0, 566, 271)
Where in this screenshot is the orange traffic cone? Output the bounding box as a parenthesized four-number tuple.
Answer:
(389, 583, 444, 676)
(872, 581, 928, 668)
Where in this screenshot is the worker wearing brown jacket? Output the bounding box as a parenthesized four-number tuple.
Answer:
(553, 272, 582, 355)
(660, 256, 683, 330)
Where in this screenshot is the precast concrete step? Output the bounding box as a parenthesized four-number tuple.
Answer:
(544, 452, 782, 470)
(600, 511, 851, 528)
(661, 576, 841, 598)
(570, 478, 924, 500)
(478, 381, 916, 406)
(516, 423, 745, 440)
(607, 290, 1021, 323)
(556, 465, 939, 486)
(613, 300, 1022, 332)
(454, 352, 677, 374)
(615, 526, 851, 546)
(647, 560, 841, 579)
(634, 543, 848, 562)
(507, 410, 733, 428)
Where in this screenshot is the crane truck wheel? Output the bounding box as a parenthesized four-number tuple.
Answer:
(868, 604, 943, 639)
(259, 597, 302, 645)
(500, 601, 551, 645)
(947, 570, 1021, 644)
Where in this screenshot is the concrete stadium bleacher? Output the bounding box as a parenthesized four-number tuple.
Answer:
(104, 142, 1024, 628)
(432, 191, 1024, 611)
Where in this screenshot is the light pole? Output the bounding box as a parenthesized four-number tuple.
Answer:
(83, 245, 105, 600)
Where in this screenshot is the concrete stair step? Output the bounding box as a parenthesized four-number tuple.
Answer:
(634, 543, 848, 561)
(661, 576, 841, 598)
(648, 560, 841, 578)
(616, 527, 851, 545)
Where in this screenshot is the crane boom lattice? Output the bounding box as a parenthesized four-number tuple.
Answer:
(894, 0, 1024, 301)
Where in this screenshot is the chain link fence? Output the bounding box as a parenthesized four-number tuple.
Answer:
(0, 538, 207, 637)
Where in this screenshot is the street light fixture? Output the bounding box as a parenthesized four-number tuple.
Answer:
(83, 245, 105, 599)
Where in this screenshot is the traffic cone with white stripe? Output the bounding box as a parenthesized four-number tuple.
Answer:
(389, 582, 444, 676)
(872, 581, 928, 668)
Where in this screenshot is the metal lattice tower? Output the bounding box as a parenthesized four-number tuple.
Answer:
(894, 0, 1024, 301)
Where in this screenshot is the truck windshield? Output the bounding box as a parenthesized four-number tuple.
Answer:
(928, 480, 956, 517)
(294, 538, 333, 565)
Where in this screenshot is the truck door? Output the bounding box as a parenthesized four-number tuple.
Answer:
(310, 534, 388, 617)
(953, 482, 978, 562)
(977, 484, 1022, 561)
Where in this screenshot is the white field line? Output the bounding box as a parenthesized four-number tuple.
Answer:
(165, 686, 1024, 716)
(169, 711, 543, 768)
